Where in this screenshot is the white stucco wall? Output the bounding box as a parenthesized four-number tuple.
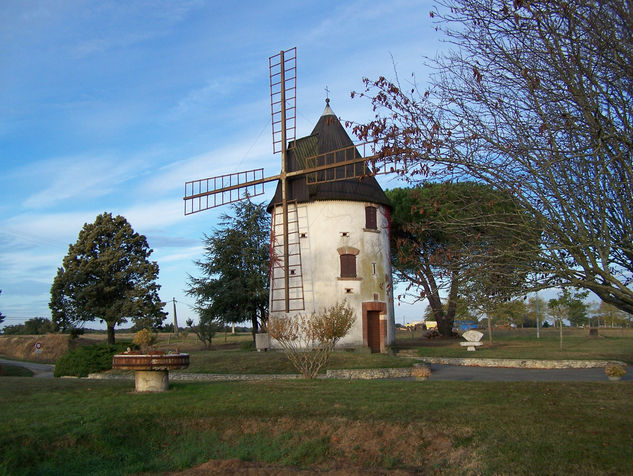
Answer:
(269, 200, 395, 349)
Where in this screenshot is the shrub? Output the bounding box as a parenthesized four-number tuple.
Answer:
(240, 340, 256, 351)
(54, 342, 132, 377)
(186, 317, 220, 348)
(605, 363, 627, 378)
(268, 301, 355, 379)
(133, 329, 157, 353)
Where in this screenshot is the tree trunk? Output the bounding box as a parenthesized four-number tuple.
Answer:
(559, 319, 563, 351)
(487, 316, 493, 344)
(443, 271, 459, 336)
(436, 316, 453, 337)
(251, 313, 258, 342)
(107, 324, 115, 345)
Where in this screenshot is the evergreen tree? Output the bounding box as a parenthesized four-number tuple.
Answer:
(187, 200, 270, 341)
(49, 213, 166, 344)
(387, 183, 538, 336)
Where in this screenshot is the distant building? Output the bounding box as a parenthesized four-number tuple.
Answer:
(453, 320, 478, 332)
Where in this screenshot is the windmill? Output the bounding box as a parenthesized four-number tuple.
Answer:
(184, 48, 397, 342)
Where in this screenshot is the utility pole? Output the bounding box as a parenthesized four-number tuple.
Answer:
(535, 293, 541, 339)
(172, 298, 179, 336)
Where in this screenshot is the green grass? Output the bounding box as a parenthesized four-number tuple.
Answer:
(182, 348, 417, 374)
(1, 377, 632, 475)
(413, 328, 633, 364)
(0, 363, 34, 377)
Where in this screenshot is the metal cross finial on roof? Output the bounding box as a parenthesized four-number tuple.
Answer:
(325, 85, 330, 104)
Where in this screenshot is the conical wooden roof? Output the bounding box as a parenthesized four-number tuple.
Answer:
(267, 101, 391, 212)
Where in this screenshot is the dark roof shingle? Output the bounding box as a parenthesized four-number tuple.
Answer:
(267, 104, 391, 211)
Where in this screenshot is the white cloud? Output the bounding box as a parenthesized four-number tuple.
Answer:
(2, 211, 100, 248)
(155, 246, 204, 264)
(8, 154, 146, 210)
(139, 138, 276, 198)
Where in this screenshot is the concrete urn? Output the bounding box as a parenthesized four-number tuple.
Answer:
(112, 351, 189, 392)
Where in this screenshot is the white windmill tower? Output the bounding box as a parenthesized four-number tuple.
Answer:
(184, 48, 396, 352)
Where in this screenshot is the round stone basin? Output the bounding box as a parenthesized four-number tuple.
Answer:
(112, 353, 189, 392)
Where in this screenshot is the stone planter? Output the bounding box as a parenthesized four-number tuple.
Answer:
(112, 353, 189, 392)
(255, 333, 270, 352)
(608, 375, 622, 382)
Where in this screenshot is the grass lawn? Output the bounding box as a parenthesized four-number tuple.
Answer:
(183, 348, 418, 374)
(0, 363, 33, 377)
(408, 328, 633, 364)
(2, 377, 632, 475)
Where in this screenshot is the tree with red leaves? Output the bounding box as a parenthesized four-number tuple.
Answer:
(354, 0, 633, 315)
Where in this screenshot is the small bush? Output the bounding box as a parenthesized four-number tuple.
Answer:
(54, 342, 132, 377)
(133, 329, 157, 353)
(268, 301, 355, 379)
(240, 340, 256, 351)
(605, 363, 627, 378)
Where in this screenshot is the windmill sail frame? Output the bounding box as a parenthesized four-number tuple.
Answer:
(183, 47, 402, 314)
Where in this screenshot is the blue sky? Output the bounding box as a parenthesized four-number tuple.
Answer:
(0, 0, 441, 329)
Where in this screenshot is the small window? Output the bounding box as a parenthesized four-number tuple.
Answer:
(365, 206, 377, 230)
(372, 263, 377, 275)
(340, 254, 356, 278)
(340, 232, 349, 237)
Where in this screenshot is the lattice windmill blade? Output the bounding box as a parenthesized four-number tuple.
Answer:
(269, 47, 296, 154)
(182, 138, 403, 215)
(183, 46, 405, 314)
(301, 139, 408, 185)
(184, 168, 273, 215)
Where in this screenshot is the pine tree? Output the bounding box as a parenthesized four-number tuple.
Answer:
(187, 200, 270, 341)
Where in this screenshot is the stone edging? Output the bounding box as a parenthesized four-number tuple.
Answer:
(88, 365, 431, 381)
(85, 358, 626, 381)
(415, 357, 627, 369)
(326, 368, 412, 379)
(87, 372, 303, 381)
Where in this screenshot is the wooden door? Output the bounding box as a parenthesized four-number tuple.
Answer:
(367, 311, 381, 353)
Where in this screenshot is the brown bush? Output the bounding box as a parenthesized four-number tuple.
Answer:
(268, 302, 355, 379)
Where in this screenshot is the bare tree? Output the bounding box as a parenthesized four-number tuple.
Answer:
(353, 0, 633, 314)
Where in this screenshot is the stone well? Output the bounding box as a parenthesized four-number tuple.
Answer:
(112, 352, 189, 392)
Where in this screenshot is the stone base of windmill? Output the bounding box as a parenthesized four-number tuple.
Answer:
(112, 352, 189, 392)
(460, 330, 484, 351)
